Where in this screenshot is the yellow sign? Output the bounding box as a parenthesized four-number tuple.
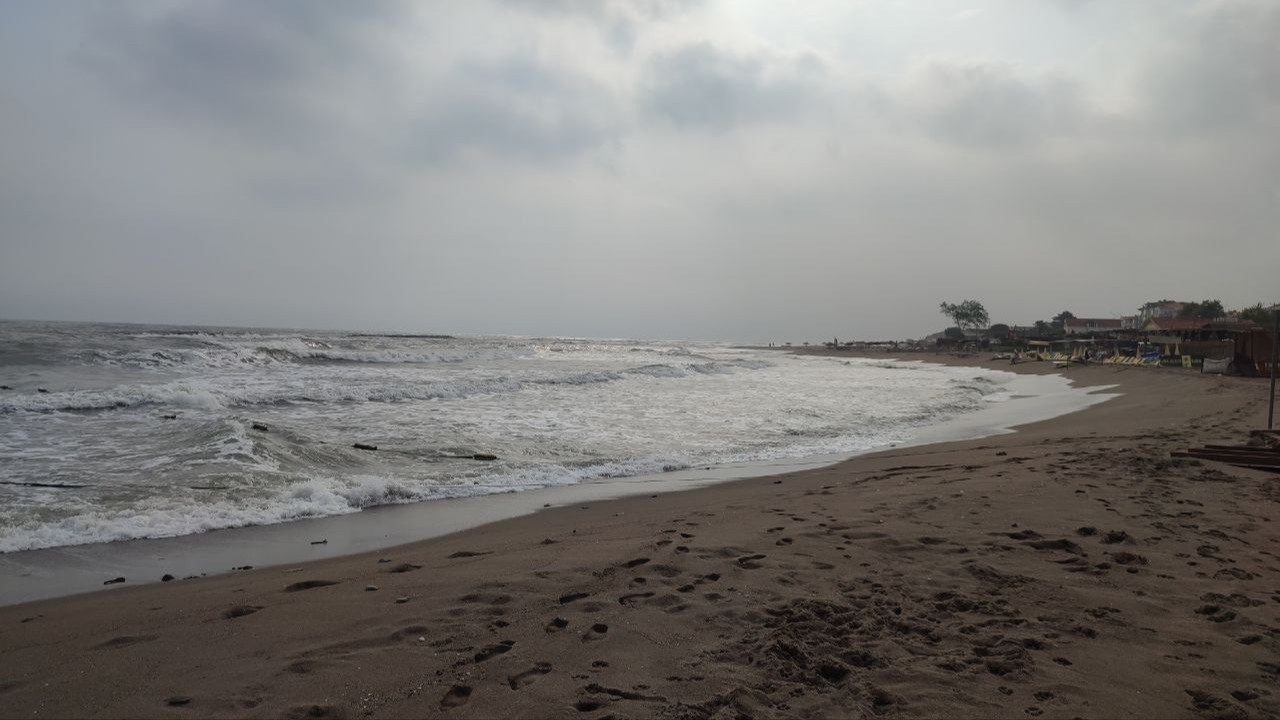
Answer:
(1182, 355, 1192, 368)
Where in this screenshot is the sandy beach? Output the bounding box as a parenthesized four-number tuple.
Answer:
(1, 355, 1277, 719)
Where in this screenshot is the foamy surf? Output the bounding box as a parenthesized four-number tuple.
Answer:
(0, 321, 1019, 552)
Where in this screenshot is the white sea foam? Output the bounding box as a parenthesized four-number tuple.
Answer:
(0, 322, 1022, 553)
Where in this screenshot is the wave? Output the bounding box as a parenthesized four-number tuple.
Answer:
(77, 339, 535, 370)
(0, 453, 700, 552)
(0, 411, 937, 553)
(1, 360, 775, 414)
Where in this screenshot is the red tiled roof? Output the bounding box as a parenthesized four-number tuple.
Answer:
(1064, 318, 1123, 328)
(1145, 317, 1210, 331)
(1204, 319, 1260, 331)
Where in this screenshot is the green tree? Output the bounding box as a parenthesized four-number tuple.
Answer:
(944, 326, 966, 340)
(987, 323, 1010, 339)
(1179, 299, 1224, 319)
(1239, 303, 1279, 326)
(1050, 310, 1075, 332)
(939, 300, 990, 331)
(1034, 320, 1053, 336)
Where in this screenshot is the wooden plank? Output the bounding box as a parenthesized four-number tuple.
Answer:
(1175, 450, 1280, 467)
(1176, 449, 1280, 462)
(1204, 444, 1280, 453)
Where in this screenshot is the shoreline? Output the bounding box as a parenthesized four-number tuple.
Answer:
(1, 356, 1276, 718)
(0, 359, 1111, 607)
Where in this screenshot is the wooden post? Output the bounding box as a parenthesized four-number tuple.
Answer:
(1269, 308, 1278, 430)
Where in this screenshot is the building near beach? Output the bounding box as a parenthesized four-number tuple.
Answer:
(1138, 300, 1188, 322)
(1063, 318, 1123, 335)
(1142, 317, 1261, 361)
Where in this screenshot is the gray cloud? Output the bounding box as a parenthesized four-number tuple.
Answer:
(899, 60, 1085, 147)
(641, 43, 826, 129)
(81, 2, 400, 139)
(406, 53, 624, 163)
(1, 0, 1277, 341)
(1142, 1, 1280, 133)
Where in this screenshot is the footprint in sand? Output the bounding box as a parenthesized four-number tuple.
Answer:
(546, 617, 569, 632)
(622, 557, 650, 569)
(289, 704, 339, 718)
(385, 563, 422, 574)
(474, 641, 515, 663)
(573, 698, 608, 712)
(94, 634, 158, 650)
(582, 623, 609, 642)
(440, 685, 471, 710)
(223, 605, 263, 619)
(284, 660, 322, 674)
(618, 592, 655, 606)
(284, 580, 339, 592)
(508, 663, 552, 690)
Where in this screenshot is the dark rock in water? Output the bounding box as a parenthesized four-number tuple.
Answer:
(161, 574, 175, 582)
(36, 388, 49, 394)
(0, 385, 11, 390)
(162, 414, 178, 420)
(104, 577, 126, 585)
(166, 696, 192, 706)
(353, 442, 378, 451)
(251, 422, 269, 432)
(310, 539, 328, 545)
(472, 453, 498, 461)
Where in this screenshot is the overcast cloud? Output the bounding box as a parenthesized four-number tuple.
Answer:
(1, 0, 1276, 341)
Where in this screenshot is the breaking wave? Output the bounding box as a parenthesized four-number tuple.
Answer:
(0, 321, 1038, 555)
(1, 359, 775, 414)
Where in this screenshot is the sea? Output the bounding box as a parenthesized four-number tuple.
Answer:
(0, 321, 1022, 555)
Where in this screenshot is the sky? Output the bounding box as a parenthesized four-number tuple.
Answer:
(1, 0, 1277, 342)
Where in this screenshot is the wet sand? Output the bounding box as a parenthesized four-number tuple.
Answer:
(1, 355, 1277, 719)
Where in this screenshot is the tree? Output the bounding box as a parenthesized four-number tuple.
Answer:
(944, 326, 966, 340)
(1034, 320, 1053, 336)
(939, 300, 990, 331)
(1179, 299, 1224, 319)
(988, 323, 1010, 339)
(1052, 310, 1075, 325)
(1239, 303, 1279, 326)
